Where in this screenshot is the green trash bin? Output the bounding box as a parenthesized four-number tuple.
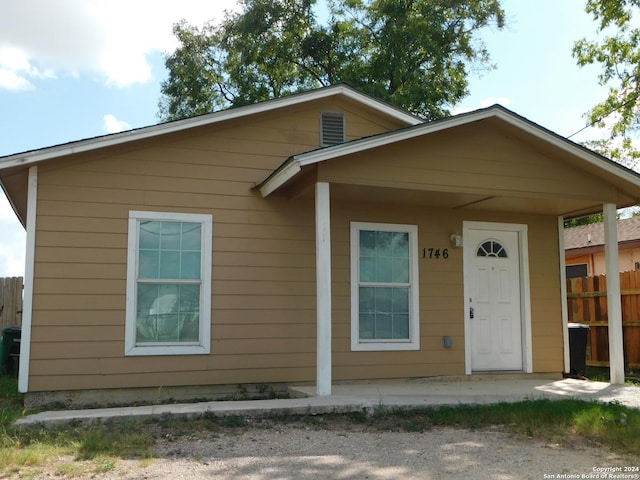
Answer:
(0, 326, 21, 376)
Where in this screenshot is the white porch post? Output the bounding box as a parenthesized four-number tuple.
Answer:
(603, 203, 625, 384)
(315, 182, 332, 395)
(18, 166, 38, 393)
(558, 216, 570, 375)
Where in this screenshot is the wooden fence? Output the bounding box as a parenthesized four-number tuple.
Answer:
(567, 272, 640, 369)
(0, 277, 23, 331)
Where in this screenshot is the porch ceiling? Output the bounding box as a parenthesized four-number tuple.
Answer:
(310, 183, 607, 218)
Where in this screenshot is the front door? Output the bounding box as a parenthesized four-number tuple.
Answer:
(466, 227, 523, 371)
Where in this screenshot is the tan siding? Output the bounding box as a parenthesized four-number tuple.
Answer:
(28, 96, 565, 393)
(319, 124, 619, 203)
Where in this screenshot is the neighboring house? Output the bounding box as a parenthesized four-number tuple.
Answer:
(565, 216, 640, 277)
(1, 84, 637, 407)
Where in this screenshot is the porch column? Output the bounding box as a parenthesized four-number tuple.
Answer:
(558, 216, 570, 374)
(603, 203, 625, 384)
(315, 182, 332, 395)
(18, 166, 38, 393)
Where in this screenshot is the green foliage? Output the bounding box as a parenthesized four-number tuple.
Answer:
(573, 0, 640, 165)
(159, 0, 506, 121)
(563, 213, 604, 228)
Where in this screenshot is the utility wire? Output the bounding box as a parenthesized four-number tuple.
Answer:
(567, 95, 639, 139)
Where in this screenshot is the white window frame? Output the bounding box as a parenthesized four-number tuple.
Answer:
(125, 211, 212, 356)
(350, 222, 420, 351)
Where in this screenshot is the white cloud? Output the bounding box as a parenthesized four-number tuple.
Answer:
(103, 114, 131, 134)
(0, 195, 25, 277)
(0, 69, 34, 91)
(0, 0, 238, 89)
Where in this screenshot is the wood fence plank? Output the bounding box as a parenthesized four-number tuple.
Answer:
(569, 273, 640, 369)
(0, 277, 23, 330)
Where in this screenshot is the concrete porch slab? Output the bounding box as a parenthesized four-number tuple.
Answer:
(14, 378, 640, 428)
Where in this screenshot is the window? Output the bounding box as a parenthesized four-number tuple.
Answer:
(350, 222, 420, 351)
(125, 211, 212, 356)
(476, 240, 508, 258)
(566, 263, 588, 279)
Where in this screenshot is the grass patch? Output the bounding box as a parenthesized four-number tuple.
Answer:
(0, 377, 155, 477)
(0, 376, 638, 475)
(361, 399, 640, 454)
(586, 366, 640, 385)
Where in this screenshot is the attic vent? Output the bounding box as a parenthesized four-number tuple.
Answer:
(321, 111, 346, 146)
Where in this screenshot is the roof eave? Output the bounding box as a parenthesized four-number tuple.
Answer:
(0, 84, 422, 171)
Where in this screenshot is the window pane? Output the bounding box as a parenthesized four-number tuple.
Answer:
(160, 221, 182, 250)
(139, 221, 161, 249)
(359, 230, 376, 257)
(182, 224, 202, 250)
(376, 313, 392, 338)
(181, 252, 201, 279)
(359, 286, 409, 340)
(139, 220, 203, 281)
(392, 287, 409, 314)
(136, 283, 200, 344)
(375, 256, 393, 283)
(392, 232, 409, 257)
(159, 251, 180, 278)
(359, 313, 374, 339)
(359, 229, 409, 284)
(360, 257, 375, 282)
(392, 314, 410, 339)
(139, 250, 160, 279)
(375, 231, 393, 257)
(392, 258, 409, 283)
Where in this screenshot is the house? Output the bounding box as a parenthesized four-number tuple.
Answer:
(0, 84, 637, 407)
(565, 216, 640, 277)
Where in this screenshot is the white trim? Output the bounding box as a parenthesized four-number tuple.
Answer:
(0, 85, 421, 171)
(315, 182, 332, 396)
(350, 222, 420, 351)
(463, 221, 532, 375)
(558, 216, 571, 375)
(603, 203, 625, 384)
(125, 210, 212, 356)
(259, 160, 301, 198)
(18, 166, 37, 393)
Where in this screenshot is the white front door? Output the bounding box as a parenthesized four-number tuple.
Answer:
(466, 227, 523, 371)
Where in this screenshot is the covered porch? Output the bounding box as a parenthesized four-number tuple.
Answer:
(259, 106, 640, 394)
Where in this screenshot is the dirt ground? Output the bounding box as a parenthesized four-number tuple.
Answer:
(31, 424, 638, 480)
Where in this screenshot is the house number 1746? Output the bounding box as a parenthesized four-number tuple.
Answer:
(423, 248, 449, 259)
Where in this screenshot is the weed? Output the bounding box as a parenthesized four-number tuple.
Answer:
(220, 415, 248, 428)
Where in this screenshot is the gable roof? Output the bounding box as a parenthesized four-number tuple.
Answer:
(0, 84, 422, 171)
(259, 104, 640, 198)
(564, 215, 640, 250)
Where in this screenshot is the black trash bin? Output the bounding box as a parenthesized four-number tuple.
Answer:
(568, 323, 589, 378)
(0, 326, 21, 376)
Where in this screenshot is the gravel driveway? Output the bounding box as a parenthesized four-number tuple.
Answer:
(79, 425, 635, 480)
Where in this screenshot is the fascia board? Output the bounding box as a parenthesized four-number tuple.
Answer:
(294, 108, 493, 167)
(259, 160, 302, 197)
(0, 85, 420, 171)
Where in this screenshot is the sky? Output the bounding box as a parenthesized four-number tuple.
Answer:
(0, 0, 617, 278)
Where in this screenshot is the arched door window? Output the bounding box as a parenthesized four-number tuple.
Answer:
(476, 240, 508, 258)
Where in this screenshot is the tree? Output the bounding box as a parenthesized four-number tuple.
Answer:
(159, 0, 505, 121)
(563, 213, 604, 228)
(573, 0, 640, 168)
